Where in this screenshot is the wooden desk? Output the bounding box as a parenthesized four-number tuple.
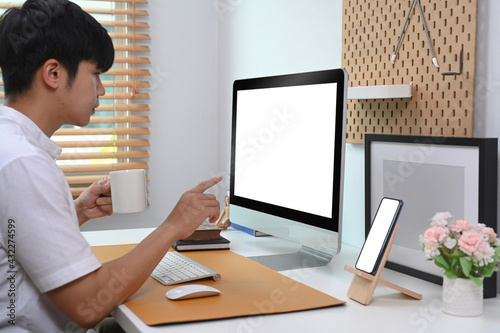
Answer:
(83, 228, 500, 333)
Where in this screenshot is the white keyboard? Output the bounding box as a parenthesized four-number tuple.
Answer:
(151, 251, 221, 285)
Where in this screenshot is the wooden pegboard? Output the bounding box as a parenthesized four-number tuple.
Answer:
(342, 0, 478, 144)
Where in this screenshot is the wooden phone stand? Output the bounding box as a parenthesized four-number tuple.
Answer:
(344, 224, 422, 305)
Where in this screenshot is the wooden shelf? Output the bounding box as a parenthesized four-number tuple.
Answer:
(347, 83, 413, 100)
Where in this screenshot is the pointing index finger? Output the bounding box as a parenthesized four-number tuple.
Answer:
(190, 176, 223, 194)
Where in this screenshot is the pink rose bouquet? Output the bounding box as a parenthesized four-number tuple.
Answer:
(420, 212, 500, 286)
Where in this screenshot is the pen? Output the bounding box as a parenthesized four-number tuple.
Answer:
(415, 0, 439, 68)
(391, 0, 416, 65)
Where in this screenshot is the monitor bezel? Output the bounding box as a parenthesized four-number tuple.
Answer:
(229, 68, 347, 234)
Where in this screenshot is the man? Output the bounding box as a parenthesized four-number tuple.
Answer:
(0, 1, 221, 331)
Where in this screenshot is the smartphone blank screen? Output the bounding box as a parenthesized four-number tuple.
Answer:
(355, 198, 403, 274)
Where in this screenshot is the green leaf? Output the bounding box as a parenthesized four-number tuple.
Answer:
(445, 270, 458, 279)
(451, 248, 465, 258)
(470, 276, 483, 287)
(460, 257, 472, 277)
(483, 263, 499, 278)
(434, 255, 450, 270)
(450, 258, 458, 271)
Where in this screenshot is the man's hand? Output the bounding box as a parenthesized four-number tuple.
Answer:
(74, 177, 113, 226)
(166, 176, 222, 240)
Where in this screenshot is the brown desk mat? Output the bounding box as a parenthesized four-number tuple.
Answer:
(92, 244, 345, 326)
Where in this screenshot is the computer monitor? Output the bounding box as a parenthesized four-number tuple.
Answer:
(229, 68, 348, 270)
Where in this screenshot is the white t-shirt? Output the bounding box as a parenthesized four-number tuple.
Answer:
(0, 106, 102, 332)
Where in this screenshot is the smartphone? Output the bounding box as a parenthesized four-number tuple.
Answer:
(355, 197, 403, 275)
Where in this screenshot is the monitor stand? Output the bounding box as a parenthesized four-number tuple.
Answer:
(248, 245, 334, 271)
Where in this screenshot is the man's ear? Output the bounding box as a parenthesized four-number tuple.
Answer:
(41, 59, 63, 89)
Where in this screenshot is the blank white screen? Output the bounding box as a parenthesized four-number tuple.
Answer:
(234, 83, 337, 218)
(355, 198, 401, 273)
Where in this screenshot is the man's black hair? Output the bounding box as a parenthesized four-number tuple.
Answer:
(0, 0, 115, 98)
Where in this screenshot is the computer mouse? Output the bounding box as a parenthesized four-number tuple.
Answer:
(166, 284, 221, 301)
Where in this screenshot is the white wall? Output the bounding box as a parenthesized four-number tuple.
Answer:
(473, 0, 500, 291)
(216, 0, 364, 247)
(82, 0, 220, 231)
(84, 0, 500, 258)
(215, 0, 500, 249)
(214, 0, 500, 290)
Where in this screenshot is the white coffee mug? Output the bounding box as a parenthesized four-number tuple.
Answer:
(110, 169, 147, 214)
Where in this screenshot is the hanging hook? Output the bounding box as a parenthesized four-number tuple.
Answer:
(442, 49, 463, 76)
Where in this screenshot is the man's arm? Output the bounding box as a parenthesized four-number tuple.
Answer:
(48, 176, 222, 328)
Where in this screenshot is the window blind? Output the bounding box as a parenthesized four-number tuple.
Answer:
(0, 0, 151, 197)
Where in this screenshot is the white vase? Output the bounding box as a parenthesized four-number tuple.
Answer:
(442, 275, 483, 317)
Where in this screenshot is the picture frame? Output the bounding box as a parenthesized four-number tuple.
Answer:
(365, 134, 498, 298)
